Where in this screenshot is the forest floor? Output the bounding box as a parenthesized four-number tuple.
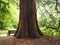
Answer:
(0, 36, 60, 45)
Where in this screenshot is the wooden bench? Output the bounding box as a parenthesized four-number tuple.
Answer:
(7, 30, 16, 36)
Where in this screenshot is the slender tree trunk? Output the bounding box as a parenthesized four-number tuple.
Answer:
(14, 0, 43, 39)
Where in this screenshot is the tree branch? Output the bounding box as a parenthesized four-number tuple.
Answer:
(55, 0, 60, 13)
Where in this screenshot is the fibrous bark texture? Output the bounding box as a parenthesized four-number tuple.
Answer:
(14, 0, 43, 39)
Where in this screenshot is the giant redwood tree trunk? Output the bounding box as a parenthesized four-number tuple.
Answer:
(14, 0, 43, 39)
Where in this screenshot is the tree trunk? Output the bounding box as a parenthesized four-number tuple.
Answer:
(14, 0, 43, 39)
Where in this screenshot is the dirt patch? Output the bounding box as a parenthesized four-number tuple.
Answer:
(0, 36, 60, 45)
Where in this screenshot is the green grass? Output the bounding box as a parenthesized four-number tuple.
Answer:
(0, 27, 60, 37)
(0, 30, 8, 34)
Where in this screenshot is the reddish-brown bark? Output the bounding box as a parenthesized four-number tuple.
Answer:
(14, 0, 43, 39)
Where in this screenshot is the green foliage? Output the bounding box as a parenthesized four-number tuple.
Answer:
(36, 0, 60, 36)
(0, 0, 19, 30)
(40, 27, 60, 37)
